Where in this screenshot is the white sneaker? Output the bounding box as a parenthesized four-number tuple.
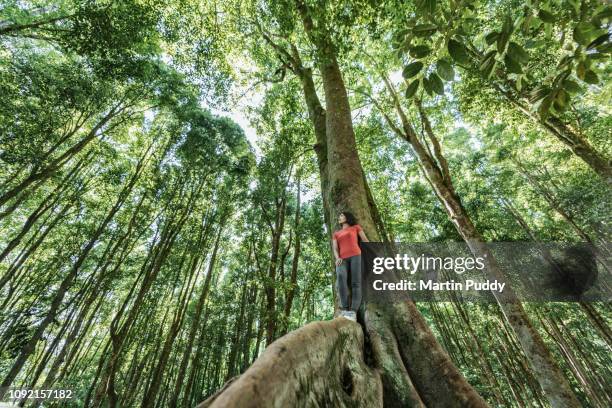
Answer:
(338, 310, 351, 319)
(346, 311, 357, 321)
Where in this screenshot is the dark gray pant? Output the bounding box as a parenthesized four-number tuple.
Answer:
(336, 254, 362, 311)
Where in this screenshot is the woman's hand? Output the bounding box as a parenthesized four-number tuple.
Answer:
(333, 239, 342, 266)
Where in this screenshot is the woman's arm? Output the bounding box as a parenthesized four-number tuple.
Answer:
(332, 239, 342, 266)
(358, 230, 369, 242)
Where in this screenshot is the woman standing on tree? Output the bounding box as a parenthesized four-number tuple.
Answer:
(332, 212, 369, 321)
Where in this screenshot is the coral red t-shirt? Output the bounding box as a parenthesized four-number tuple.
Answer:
(333, 224, 362, 259)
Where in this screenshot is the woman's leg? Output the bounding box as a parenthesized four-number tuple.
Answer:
(349, 255, 362, 311)
(335, 260, 349, 309)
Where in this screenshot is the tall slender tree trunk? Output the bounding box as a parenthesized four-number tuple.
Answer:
(376, 82, 580, 407)
(502, 198, 612, 347)
(264, 188, 288, 345)
(169, 225, 222, 407)
(0, 150, 146, 397)
(282, 174, 301, 334)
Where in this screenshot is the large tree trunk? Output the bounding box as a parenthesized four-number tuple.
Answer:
(295, 2, 487, 406)
(197, 319, 382, 408)
(376, 87, 581, 408)
(205, 2, 487, 407)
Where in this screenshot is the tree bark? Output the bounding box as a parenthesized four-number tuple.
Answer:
(222, 3, 488, 407)
(197, 319, 382, 408)
(376, 84, 581, 407)
(282, 174, 301, 334)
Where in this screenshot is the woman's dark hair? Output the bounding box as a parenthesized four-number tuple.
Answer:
(340, 211, 357, 226)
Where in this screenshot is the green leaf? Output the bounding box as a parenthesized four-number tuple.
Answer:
(497, 15, 514, 53)
(415, 0, 437, 15)
(393, 29, 410, 46)
(423, 76, 434, 96)
(507, 42, 529, 64)
(587, 52, 607, 60)
(551, 70, 569, 88)
(516, 75, 523, 92)
(587, 33, 610, 50)
(521, 15, 533, 33)
(594, 6, 612, 21)
(562, 79, 581, 93)
(538, 92, 554, 119)
(413, 24, 438, 37)
(538, 9, 555, 23)
(485, 31, 499, 46)
(529, 86, 551, 103)
(553, 93, 570, 113)
(429, 73, 444, 95)
(501, 14, 514, 35)
(409, 45, 432, 59)
(555, 89, 569, 109)
(448, 39, 470, 64)
(576, 61, 587, 80)
(402, 62, 424, 79)
(557, 55, 572, 70)
(596, 42, 612, 53)
(504, 54, 522, 74)
(436, 59, 454, 81)
(583, 69, 599, 84)
(573, 22, 597, 46)
(525, 39, 546, 49)
(405, 79, 420, 99)
(479, 50, 497, 79)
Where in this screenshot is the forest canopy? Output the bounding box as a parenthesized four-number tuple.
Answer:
(0, 0, 610, 407)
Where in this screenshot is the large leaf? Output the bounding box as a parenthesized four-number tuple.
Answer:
(485, 31, 499, 46)
(413, 24, 437, 37)
(594, 5, 612, 21)
(507, 42, 529, 64)
(553, 89, 569, 112)
(573, 22, 599, 46)
(479, 50, 497, 79)
(415, 0, 437, 15)
(562, 79, 581, 93)
(436, 59, 454, 81)
(576, 61, 587, 79)
(448, 39, 470, 64)
(497, 15, 514, 53)
(538, 92, 554, 119)
(596, 42, 612, 53)
(529, 85, 551, 103)
(538, 9, 555, 23)
(423, 76, 434, 96)
(429, 73, 444, 95)
(587, 33, 610, 50)
(402, 62, 424, 79)
(583, 69, 599, 84)
(405, 79, 420, 99)
(409, 45, 432, 59)
(504, 54, 522, 74)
